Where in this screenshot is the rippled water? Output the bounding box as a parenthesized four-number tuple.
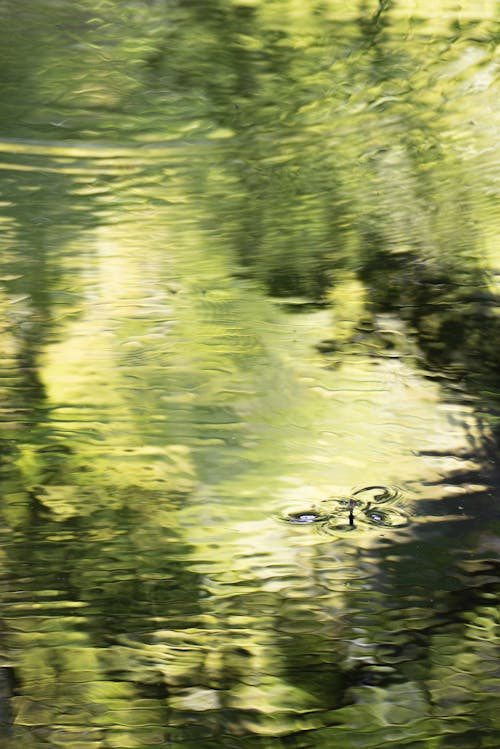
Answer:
(281, 485, 410, 534)
(0, 2, 500, 748)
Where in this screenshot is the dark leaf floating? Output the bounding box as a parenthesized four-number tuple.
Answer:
(281, 485, 409, 533)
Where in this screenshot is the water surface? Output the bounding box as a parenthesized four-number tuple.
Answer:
(0, 2, 500, 747)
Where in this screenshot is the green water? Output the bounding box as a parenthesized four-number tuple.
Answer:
(0, 1, 500, 747)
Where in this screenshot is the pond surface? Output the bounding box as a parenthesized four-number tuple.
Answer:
(1, 2, 500, 748)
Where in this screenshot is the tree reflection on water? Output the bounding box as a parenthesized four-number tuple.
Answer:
(0, 1, 499, 747)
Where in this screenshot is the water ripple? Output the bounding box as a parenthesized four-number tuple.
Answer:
(280, 485, 410, 534)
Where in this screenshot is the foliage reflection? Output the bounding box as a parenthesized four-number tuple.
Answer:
(0, 1, 499, 748)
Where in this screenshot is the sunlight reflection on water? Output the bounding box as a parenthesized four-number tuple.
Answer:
(0, 1, 499, 746)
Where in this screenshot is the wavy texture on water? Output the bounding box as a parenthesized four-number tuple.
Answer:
(281, 485, 410, 535)
(0, 1, 499, 748)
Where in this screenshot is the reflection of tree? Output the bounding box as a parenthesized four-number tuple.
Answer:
(261, 505, 500, 748)
(335, 510, 500, 748)
(0, 350, 205, 746)
(0, 152, 205, 748)
(157, 0, 500, 419)
(0, 0, 499, 745)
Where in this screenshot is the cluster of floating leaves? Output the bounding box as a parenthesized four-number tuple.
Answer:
(281, 485, 410, 534)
